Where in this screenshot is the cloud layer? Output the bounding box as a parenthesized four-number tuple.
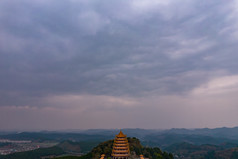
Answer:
(0, 0, 238, 130)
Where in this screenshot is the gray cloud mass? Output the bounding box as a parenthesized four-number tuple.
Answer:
(0, 0, 238, 130)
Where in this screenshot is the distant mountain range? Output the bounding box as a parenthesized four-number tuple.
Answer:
(80, 127, 238, 140)
(2, 127, 238, 147)
(1, 127, 238, 159)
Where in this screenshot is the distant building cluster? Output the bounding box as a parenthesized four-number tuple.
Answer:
(0, 139, 55, 155)
(0, 139, 31, 143)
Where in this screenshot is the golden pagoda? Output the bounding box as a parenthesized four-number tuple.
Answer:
(111, 130, 130, 159)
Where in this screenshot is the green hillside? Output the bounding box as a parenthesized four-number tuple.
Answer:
(0, 141, 83, 159)
(165, 142, 238, 159)
(143, 133, 238, 148)
(56, 137, 173, 159)
(0, 146, 64, 159)
(0, 138, 173, 159)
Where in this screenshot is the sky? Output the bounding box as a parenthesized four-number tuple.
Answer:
(0, 0, 238, 131)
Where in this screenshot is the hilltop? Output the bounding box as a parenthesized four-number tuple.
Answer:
(56, 137, 173, 159)
(0, 138, 173, 159)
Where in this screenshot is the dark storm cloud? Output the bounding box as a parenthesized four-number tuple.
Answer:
(0, 0, 238, 107)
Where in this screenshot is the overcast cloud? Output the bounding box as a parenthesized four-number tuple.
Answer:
(0, 0, 238, 130)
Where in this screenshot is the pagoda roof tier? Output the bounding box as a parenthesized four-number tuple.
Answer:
(115, 138, 127, 141)
(112, 153, 130, 157)
(113, 147, 129, 150)
(115, 140, 126, 142)
(113, 145, 129, 148)
(114, 142, 127, 144)
(115, 138, 128, 141)
(114, 139, 128, 142)
(112, 150, 130, 153)
(114, 141, 127, 143)
(113, 144, 128, 147)
(113, 144, 129, 147)
(116, 137, 127, 139)
(116, 130, 127, 138)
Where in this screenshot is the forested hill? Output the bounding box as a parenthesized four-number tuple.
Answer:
(59, 137, 174, 159)
(0, 138, 173, 159)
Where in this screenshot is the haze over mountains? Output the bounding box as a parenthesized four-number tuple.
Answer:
(1, 127, 238, 158)
(2, 127, 238, 147)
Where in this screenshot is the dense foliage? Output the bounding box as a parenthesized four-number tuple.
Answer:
(165, 142, 238, 159)
(0, 146, 64, 159)
(77, 137, 173, 159)
(0, 132, 111, 143)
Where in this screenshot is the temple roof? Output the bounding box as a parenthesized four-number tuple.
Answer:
(116, 130, 126, 137)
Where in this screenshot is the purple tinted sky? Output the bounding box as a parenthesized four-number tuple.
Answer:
(1, 0, 238, 130)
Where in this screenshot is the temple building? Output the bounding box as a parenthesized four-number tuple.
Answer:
(100, 154, 105, 159)
(140, 155, 145, 159)
(111, 130, 130, 159)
